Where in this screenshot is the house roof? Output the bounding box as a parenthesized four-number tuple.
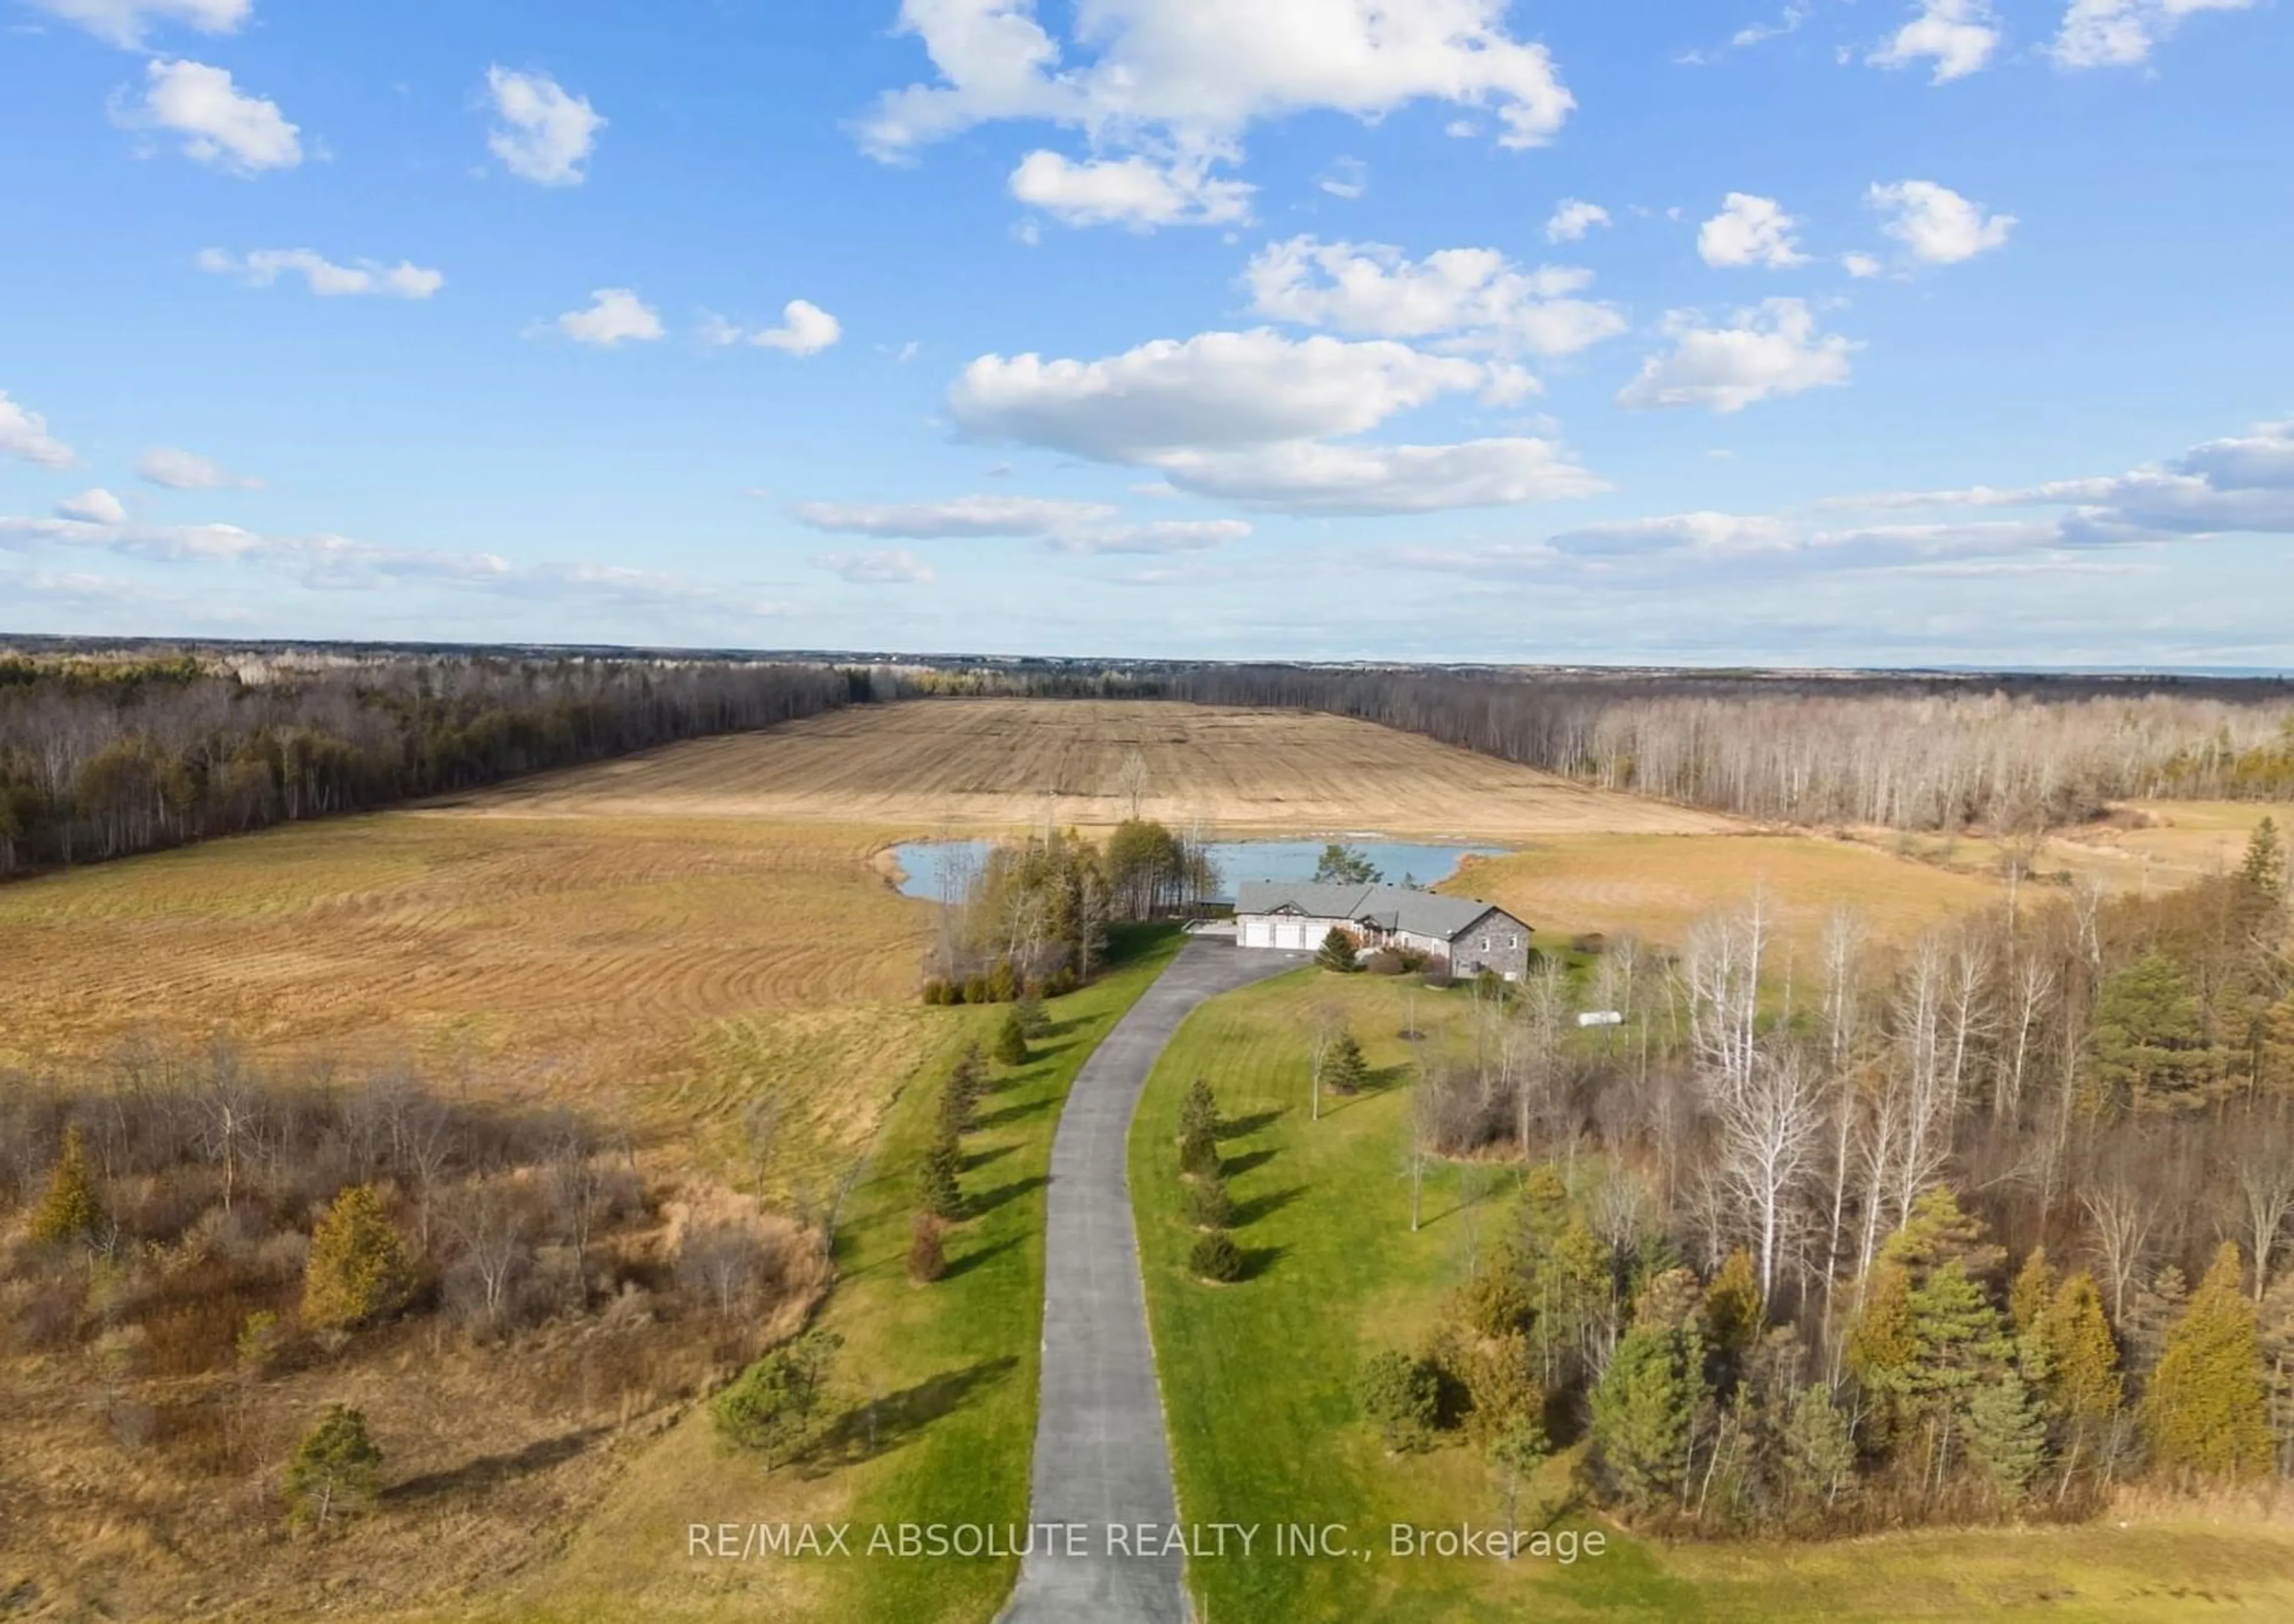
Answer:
(1234, 880, 1523, 943)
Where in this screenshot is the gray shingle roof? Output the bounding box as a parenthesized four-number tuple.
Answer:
(1233, 880, 1523, 942)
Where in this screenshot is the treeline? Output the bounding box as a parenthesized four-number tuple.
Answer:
(0, 650, 871, 877)
(1163, 667, 2294, 831)
(1367, 822, 2294, 1532)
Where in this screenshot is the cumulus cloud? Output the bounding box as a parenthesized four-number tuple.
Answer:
(197, 247, 444, 299)
(1842, 251, 1885, 278)
(703, 300, 842, 355)
(1869, 180, 2015, 263)
(1045, 518, 1252, 553)
(1547, 511, 1799, 558)
(0, 391, 75, 469)
(2051, 0, 2255, 69)
(486, 67, 605, 186)
(29, 0, 248, 48)
(1243, 237, 1627, 357)
(1010, 151, 1253, 227)
(551, 288, 663, 348)
(810, 548, 934, 584)
(1158, 438, 1606, 515)
(114, 58, 300, 173)
(1617, 299, 1856, 413)
(137, 446, 260, 490)
(1545, 199, 1610, 244)
(792, 495, 1118, 538)
(1869, 1, 2003, 82)
(55, 488, 127, 524)
(1697, 193, 1808, 269)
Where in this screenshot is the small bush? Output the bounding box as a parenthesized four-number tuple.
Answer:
(985, 960, 1019, 1003)
(919, 1133, 964, 1221)
(907, 1213, 947, 1283)
(1355, 1349, 1441, 1451)
(284, 1404, 384, 1531)
(993, 1007, 1031, 1066)
(962, 975, 990, 1005)
(921, 978, 956, 1006)
(1396, 945, 1430, 972)
(713, 1328, 843, 1468)
(1184, 1175, 1234, 1230)
(29, 1124, 107, 1248)
(1363, 948, 1407, 976)
(1569, 932, 1607, 956)
(1189, 1230, 1246, 1283)
(1316, 927, 1361, 974)
(1015, 994, 1051, 1037)
(1324, 1033, 1369, 1095)
(1179, 1122, 1220, 1178)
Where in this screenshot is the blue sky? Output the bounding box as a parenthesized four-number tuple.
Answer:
(1, 0, 2289, 664)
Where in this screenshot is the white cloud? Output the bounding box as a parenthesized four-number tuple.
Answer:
(1617, 299, 1856, 413)
(197, 247, 444, 299)
(1869, 1, 2002, 83)
(2051, 0, 2254, 69)
(1548, 512, 1799, 558)
(1160, 438, 1602, 515)
(1047, 518, 1252, 553)
(949, 328, 1491, 462)
(1545, 198, 1609, 243)
(136, 446, 260, 489)
(28, 0, 247, 48)
(1868, 180, 2014, 263)
(115, 58, 300, 173)
(1009, 150, 1253, 227)
(1842, 251, 1885, 278)
(1242, 237, 1627, 356)
(55, 488, 127, 524)
(1697, 193, 1808, 269)
(551, 288, 663, 348)
(792, 495, 1117, 538)
(754, 299, 842, 355)
(1317, 156, 1368, 200)
(810, 548, 934, 584)
(485, 67, 604, 186)
(0, 391, 75, 469)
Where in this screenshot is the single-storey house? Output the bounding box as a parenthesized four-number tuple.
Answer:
(1234, 880, 1532, 980)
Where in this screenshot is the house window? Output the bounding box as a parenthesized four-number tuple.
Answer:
(1480, 936, 1490, 951)
(1508, 935, 1520, 950)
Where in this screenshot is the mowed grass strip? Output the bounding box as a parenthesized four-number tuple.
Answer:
(1133, 971, 2294, 1624)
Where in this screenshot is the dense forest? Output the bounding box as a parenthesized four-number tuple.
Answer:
(1362, 821, 2294, 1530)
(0, 650, 870, 877)
(1165, 667, 2294, 831)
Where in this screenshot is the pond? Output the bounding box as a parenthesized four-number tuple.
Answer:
(887, 837, 1509, 902)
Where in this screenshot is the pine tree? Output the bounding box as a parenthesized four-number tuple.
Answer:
(993, 1006, 1031, 1066)
(918, 1131, 965, 1221)
(2091, 951, 2214, 1115)
(2142, 1242, 2272, 1478)
(1179, 1079, 1220, 1143)
(1189, 1229, 1246, 1284)
(1324, 1031, 1370, 1095)
(2040, 1270, 2124, 1425)
(301, 1184, 412, 1331)
(1355, 1349, 1440, 1451)
(284, 1404, 384, 1531)
(1316, 926, 1361, 973)
(713, 1329, 843, 1466)
(1964, 1367, 2048, 1500)
(2010, 1247, 2057, 1339)
(1184, 1172, 1234, 1230)
(1781, 1382, 1858, 1523)
(28, 1123, 106, 1248)
(1704, 1248, 1763, 1375)
(1590, 1267, 1709, 1512)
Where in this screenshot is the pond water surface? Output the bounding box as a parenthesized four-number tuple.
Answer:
(888, 837, 1508, 902)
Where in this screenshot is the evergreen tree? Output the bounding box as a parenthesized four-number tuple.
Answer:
(2090, 951, 2215, 1114)
(1189, 1229, 1246, 1284)
(1589, 1267, 1709, 1512)
(713, 1329, 844, 1467)
(2040, 1270, 2124, 1426)
(1316, 926, 1361, 974)
(1964, 1367, 2049, 1500)
(1355, 1349, 1440, 1451)
(1314, 843, 1382, 885)
(1781, 1382, 1858, 1522)
(28, 1122, 107, 1248)
(284, 1404, 384, 1531)
(2010, 1247, 2057, 1339)
(1184, 1172, 1235, 1230)
(301, 1184, 413, 1331)
(907, 1212, 947, 1283)
(993, 1006, 1031, 1067)
(919, 1131, 965, 1221)
(1704, 1248, 1764, 1377)
(1323, 1031, 1370, 1095)
(2142, 1242, 2272, 1478)
(1179, 1079, 1220, 1143)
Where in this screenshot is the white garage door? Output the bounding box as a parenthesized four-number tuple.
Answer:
(1239, 917, 1269, 947)
(1275, 919, 1311, 950)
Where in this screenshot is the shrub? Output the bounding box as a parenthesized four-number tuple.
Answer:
(1184, 1175, 1235, 1230)
(907, 1213, 947, 1283)
(985, 959, 1019, 1003)
(1355, 1349, 1441, 1451)
(1395, 945, 1430, 972)
(1179, 1079, 1220, 1141)
(1179, 1121, 1220, 1178)
(1363, 948, 1407, 976)
(1316, 927, 1361, 974)
(1189, 1230, 1246, 1283)
(713, 1328, 843, 1467)
(1015, 994, 1051, 1037)
(1324, 1033, 1370, 1095)
(1569, 932, 1608, 956)
(1421, 961, 1454, 990)
(921, 978, 956, 1006)
(993, 1007, 1031, 1066)
(284, 1404, 384, 1531)
(300, 1185, 412, 1331)
(962, 975, 990, 1005)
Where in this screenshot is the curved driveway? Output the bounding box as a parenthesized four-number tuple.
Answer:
(1000, 936, 1306, 1624)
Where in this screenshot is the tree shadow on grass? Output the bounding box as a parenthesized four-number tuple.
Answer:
(1231, 1185, 1303, 1228)
(1220, 1147, 1277, 1180)
(801, 1355, 1020, 1472)
(940, 1232, 1024, 1282)
(967, 1174, 1048, 1219)
(1237, 1244, 1287, 1282)
(972, 1096, 1051, 1131)
(389, 1426, 606, 1504)
(961, 1141, 1016, 1174)
(1217, 1109, 1281, 1140)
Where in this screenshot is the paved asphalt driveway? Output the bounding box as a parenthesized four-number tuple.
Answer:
(999, 937, 1307, 1624)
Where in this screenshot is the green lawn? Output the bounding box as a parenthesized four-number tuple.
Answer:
(1130, 969, 2294, 1624)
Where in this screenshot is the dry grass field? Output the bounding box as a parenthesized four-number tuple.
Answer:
(468, 699, 1738, 839)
